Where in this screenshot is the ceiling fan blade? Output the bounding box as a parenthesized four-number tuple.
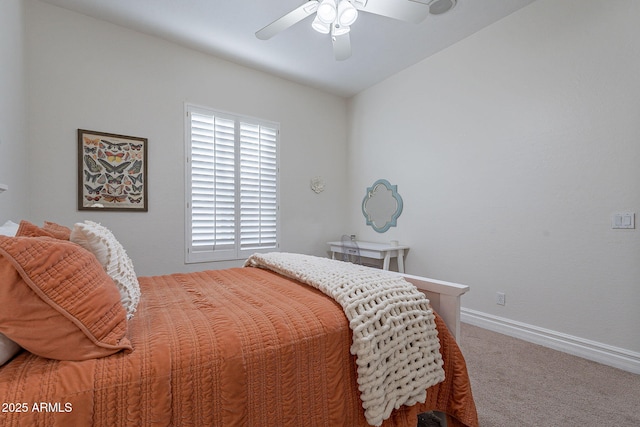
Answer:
(256, 1, 319, 40)
(332, 32, 351, 61)
(354, 0, 429, 23)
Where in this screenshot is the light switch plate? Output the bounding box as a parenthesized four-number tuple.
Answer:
(611, 212, 635, 229)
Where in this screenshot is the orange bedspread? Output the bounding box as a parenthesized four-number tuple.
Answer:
(0, 267, 477, 427)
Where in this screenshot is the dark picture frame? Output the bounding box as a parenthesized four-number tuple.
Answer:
(77, 129, 148, 211)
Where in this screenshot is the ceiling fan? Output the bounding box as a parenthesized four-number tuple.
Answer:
(255, 0, 457, 61)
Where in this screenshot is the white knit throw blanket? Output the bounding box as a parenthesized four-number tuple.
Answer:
(244, 253, 445, 426)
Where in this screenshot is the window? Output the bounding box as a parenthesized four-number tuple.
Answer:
(185, 104, 279, 263)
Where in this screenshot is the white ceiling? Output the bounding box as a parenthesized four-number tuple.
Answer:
(40, 0, 536, 97)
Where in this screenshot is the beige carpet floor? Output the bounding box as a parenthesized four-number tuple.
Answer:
(459, 323, 640, 426)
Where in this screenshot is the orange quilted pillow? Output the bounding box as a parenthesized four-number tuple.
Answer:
(43, 221, 72, 240)
(0, 235, 132, 360)
(16, 220, 71, 240)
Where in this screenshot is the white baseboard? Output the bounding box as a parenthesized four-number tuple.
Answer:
(461, 308, 640, 375)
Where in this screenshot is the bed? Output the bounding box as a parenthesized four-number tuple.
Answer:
(0, 220, 478, 427)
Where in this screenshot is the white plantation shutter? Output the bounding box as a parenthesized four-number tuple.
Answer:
(186, 105, 279, 262)
(240, 123, 278, 251)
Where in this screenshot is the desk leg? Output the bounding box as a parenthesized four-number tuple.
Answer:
(331, 251, 336, 260)
(397, 250, 405, 274)
(382, 252, 391, 270)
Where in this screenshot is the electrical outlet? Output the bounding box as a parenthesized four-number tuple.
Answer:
(612, 212, 635, 229)
(496, 292, 506, 306)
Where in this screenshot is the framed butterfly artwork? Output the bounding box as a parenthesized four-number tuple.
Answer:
(77, 129, 148, 211)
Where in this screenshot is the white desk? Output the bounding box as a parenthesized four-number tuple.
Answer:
(327, 241, 410, 273)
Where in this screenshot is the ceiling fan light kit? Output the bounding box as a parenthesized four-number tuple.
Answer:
(256, 0, 456, 60)
(315, 0, 358, 34)
(337, 1, 359, 26)
(317, 0, 338, 23)
(312, 16, 331, 34)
